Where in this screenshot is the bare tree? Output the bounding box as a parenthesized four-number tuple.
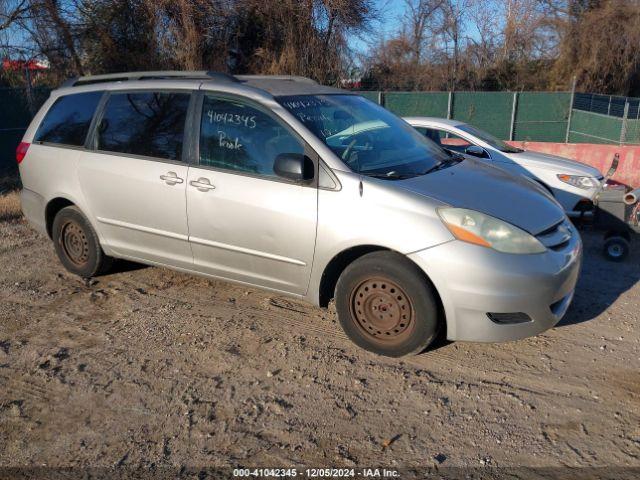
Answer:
(0, 0, 29, 31)
(437, 0, 471, 90)
(402, 0, 442, 65)
(551, 0, 640, 94)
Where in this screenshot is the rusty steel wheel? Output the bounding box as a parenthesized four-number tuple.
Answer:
(335, 251, 440, 357)
(52, 205, 112, 278)
(59, 220, 90, 266)
(349, 277, 415, 346)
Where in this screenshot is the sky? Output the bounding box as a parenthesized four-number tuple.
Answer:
(348, 0, 490, 59)
(349, 0, 407, 56)
(3, 0, 492, 63)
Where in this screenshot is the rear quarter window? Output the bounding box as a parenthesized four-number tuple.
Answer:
(34, 91, 103, 146)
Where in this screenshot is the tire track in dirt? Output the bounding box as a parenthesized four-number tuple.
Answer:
(2, 219, 640, 467)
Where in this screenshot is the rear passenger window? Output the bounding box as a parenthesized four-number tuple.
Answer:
(34, 91, 103, 146)
(97, 91, 190, 161)
(199, 95, 303, 177)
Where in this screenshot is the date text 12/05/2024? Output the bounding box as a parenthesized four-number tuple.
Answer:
(232, 468, 401, 478)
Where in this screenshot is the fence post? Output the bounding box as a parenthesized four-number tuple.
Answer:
(509, 92, 518, 141)
(565, 76, 576, 143)
(377, 91, 384, 106)
(447, 91, 453, 119)
(620, 101, 629, 145)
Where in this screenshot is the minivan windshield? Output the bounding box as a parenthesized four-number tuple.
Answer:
(278, 95, 451, 178)
(457, 123, 523, 153)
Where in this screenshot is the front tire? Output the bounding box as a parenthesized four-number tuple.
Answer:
(52, 206, 113, 278)
(335, 251, 440, 357)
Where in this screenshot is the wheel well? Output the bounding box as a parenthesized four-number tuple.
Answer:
(535, 180, 554, 196)
(45, 197, 74, 239)
(318, 245, 447, 334)
(604, 229, 631, 242)
(319, 246, 388, 307)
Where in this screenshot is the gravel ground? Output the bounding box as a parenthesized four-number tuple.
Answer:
(0, 212, 639, 473)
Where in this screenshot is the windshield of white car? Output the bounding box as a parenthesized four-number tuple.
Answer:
(277, 94, 451, 178)
(457, 123, 523, 153)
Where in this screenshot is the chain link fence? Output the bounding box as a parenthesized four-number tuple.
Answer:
(2, 86, 639, 176)
(362, 90, 572, 142)
(568, 92, 640, 145)
(360, 90, 640, 146)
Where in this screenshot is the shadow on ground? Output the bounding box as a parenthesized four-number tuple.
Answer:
(557, 229, 640, 327)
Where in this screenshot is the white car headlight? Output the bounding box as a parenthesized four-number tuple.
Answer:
(557, 174, 599, 190)
(438, 208, 546, 254)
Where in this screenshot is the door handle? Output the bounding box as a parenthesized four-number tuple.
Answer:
(189, 177, 216, 192)
(160, 171, 184, 185)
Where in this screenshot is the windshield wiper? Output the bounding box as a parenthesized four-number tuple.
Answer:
(420, 154, 464, 175)
(365, 172, 416, 180)
(364, 154, 464, 180)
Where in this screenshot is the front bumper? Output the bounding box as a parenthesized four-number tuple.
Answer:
(554, 186, 598, 217)
(408, 227, 582, 342)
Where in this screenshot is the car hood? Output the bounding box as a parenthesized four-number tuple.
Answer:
(507, 150, 603, 178)
(397, 158, 566, 235)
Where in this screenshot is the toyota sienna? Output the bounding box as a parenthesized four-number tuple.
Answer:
(18, 71, 582, 357)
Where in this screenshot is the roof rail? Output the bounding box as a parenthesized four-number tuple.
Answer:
(236, 75, 318, 85)
(60, 71, 238, 88)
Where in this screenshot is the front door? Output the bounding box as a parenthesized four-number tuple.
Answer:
(78, 90, 193, 268)
(186, 93, 318, 295)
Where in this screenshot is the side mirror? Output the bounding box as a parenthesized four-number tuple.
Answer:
(465, 145, 489, 158)
(274, 153, 314, 182)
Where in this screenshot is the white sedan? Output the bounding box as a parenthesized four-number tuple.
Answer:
(405, 117, 604, 217)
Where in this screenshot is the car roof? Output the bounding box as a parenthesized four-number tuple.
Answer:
(54, 71, 351, 100)
(236, 75, 348, 96)
(403, 116, 465, 128)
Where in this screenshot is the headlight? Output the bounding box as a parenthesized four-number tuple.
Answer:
(557, 174, 599, 190)
(438, 208, 546, 254)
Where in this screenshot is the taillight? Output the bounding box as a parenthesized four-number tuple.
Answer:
(16, 142, 30, 164)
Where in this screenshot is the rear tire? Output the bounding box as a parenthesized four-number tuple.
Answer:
(52, 206, 113, 278)
(335, 251, 440, 357)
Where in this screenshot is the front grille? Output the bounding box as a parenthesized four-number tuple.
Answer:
(536, 219, 572, 250)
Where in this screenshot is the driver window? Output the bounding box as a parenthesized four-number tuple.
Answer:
(199, 95, 304, 178)
(422, 128, 472, 154)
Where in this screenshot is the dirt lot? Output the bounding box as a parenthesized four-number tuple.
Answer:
(1, 195, 639, 473)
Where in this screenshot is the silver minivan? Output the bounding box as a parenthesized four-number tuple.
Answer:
(18, 71, 582, 357)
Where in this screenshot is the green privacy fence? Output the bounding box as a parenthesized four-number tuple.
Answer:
(568, 110, 625, 144)
(453, 92, 513, 141)
(360, 90, 640, 145)
(0, 87, 50, 175)
(567, 109, 640, 145)
(364, 90, 572, 143)
(384, 92, 449, 117)
(2, 87, 639, 175)
(515, 92, 571, 142)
